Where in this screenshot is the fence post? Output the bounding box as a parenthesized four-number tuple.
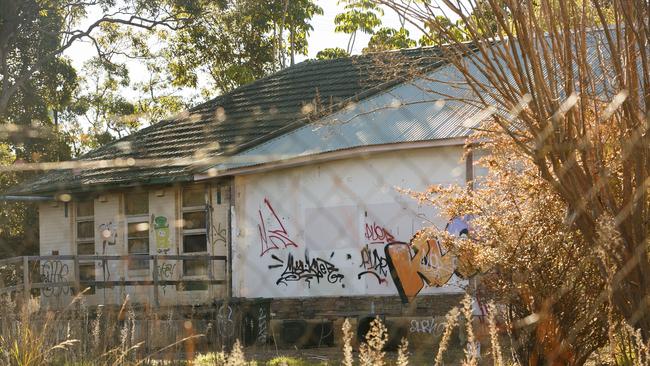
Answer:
(152, 255, 160, 308)
(73, 255, 81, 294)
(22, 256, 30, 303)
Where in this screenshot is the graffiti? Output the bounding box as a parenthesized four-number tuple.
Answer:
(385, 233, 455, 303)
(269, 252, 345, 287)
(153, 262, 176, 295)
(99, 222, 117, 249)
(214, 222, 227, 245)
(40, 260, 70, 297)
(258, 198, 298, 256)
(216, 304, 235, 338)
(409, 319, 446, 336)
(97, 260, 111, 283)
(364, 222, 395, 244)
(358, 245, 389, 284)
(257, 307, 268, 344)
(358, 221, 393, 284)
(445, 216, 477, 278)
(152, 215, 170, 252)
(385, 216, 473, 303)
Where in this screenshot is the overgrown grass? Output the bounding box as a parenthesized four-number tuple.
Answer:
(0, 293, 647, 365)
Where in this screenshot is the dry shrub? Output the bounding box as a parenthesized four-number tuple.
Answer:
(396, 337, 409, 366)
(225, 339, 246, 366)
(358, 317, 388, 366)
(382, 0, 650, 344)
(408, 129, 610, 365)
(341, 318, 354, 366)
(487, 302, 504, 366)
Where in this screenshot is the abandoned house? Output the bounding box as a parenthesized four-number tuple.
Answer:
(6, 46, 494, 346)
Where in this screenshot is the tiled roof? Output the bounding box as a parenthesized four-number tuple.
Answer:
(10, 47, 448, 195)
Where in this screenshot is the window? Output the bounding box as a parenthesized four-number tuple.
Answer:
(79, 263, 96, 294)
(76, 200, 94, 255)
(125, 192, 149, 270)
(182, 186, 208, 278)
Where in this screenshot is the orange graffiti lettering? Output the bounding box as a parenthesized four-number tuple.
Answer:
(385, 231, 456, 303)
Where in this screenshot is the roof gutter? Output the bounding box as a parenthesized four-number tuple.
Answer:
(7, 171, 196, 197)
(0, 195, 55, 202)
(194, 137, 466, 180)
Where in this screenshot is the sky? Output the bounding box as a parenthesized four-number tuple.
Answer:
(65, 1, 424, 99)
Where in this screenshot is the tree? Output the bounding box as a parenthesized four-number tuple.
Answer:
(276, 0, 324, 67)
(0, 144, 39, 257)
(418, 16, 467, 46)
(164, 0, 322, 95)
(133, 60, 192, 126)
(316, 47, 350, 60)
(381, 0, 650, 342)
(0, 0, 198, 120)
(58, 57, 138, 154)
(363, 27, 416, 53)
(334, 0, 384, 53)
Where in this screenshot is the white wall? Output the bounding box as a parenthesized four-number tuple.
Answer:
(38, 202, 74, 307)
(233, 145, 469, 300)
(39, 202, 73, 256)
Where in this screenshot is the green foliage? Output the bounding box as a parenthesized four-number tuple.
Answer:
(419, 16, 468, 46)
(363, 27, 416, 53)
(334, 0, 384, 34)
(334, 0, 384, 53)
(0, 0, 201, 120)
(194, 352, 228, 365)
(315, 48, 350, 60)
(0, 144, 38, 257)
(59, 57, 138, 154)
(164, 0, 322, 95)
(267, 356, 327, 366)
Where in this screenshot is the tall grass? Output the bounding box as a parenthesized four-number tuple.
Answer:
(0, 292, 647, 365)
(0, 291, 203, 365)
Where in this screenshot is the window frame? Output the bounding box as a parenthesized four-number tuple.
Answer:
(181, 185, 209, 280)
(75, 200, 95, 255)
(124, 192, 150, 271)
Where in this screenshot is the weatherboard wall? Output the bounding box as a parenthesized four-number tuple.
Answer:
(36, 185, 229, 307)
(232, 144, 469, 300)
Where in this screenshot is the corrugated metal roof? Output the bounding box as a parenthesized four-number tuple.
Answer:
(211, 31, 616, 173)
(211, 62, 482, 172)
